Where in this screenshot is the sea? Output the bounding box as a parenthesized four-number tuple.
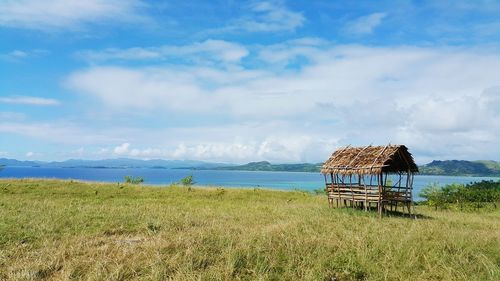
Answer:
(1, 166, 498, 201)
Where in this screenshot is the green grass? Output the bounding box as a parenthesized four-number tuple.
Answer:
(0, 179, 499, 281)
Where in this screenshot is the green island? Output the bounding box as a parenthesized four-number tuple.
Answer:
(3, 158, 500, 177)
(1, 179, 499, 280)
(418, 160, 500, 176)
(208, 160, 500, 177)
(213, 161, 323, 172)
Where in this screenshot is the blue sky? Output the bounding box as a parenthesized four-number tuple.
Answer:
(0, 0, 499, 164)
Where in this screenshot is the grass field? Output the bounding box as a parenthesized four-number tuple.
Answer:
(0, 179, 499, 280)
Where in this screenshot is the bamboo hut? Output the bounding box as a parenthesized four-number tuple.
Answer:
(321, 145, 418, 216)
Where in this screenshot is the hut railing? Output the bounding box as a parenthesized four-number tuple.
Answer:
(326, 183, 412, 202)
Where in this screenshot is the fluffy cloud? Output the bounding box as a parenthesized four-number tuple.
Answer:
(238, 1, 305, 32)
(0, 50, 27, 60)
(78, 40, 249, 64)
(0, 121, 119, 144)
(0, 95, 60, 106)
(113, 143, 130, 155)
(63, 41, 500, 162)
(211, 0, 304, 33)
(0, 0, 147, 31)
(0, 49, 48, 61)
(100, 132, 338, 163)
(66, 66, 205, 111)
(67, 43, 500, 118)
(344, 13, 387, 35)
(0, 111, 26, 121)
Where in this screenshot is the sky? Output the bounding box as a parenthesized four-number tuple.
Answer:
(0, 0, 499, 164)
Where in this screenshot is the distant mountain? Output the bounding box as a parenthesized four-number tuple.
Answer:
(1, 157, 499, 177)
(475, 160, 500, 171)
(207, 160, 500, 176)
(0, 158, 41, 167)
(419, 160, 500, 177)
(210, 161, 323, 173)
(0, 158, 228, 169)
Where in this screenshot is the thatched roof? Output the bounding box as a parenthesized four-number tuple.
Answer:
(321, 145, 418, 175)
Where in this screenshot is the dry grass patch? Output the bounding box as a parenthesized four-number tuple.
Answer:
(0, 179, 499, 280)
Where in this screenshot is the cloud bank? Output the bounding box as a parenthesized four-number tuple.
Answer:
(345, 12, 387, 35)
(0, 95, 60, 106)
(0, 0, 147, 31)
(58, 41, 500, 162)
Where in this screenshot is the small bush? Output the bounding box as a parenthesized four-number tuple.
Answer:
(420, 180, 500, 210)
(147, 222, 161, 233)
(313, 188, 326, 195)
(420, 183, 447, 210)
(124, 176, 144, 184)
(180, 175, 195, 186)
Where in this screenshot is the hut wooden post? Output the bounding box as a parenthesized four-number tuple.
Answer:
(378, 173, 383, 217)
(331, 173, 338, 208)
(362, 175, 368, 211)
(324, 174, 331, 208)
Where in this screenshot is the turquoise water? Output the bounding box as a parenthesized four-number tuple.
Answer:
(0, 166, 497, 200)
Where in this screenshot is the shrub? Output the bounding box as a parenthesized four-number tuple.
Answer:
(420, 183, 446, 210)
(313, 188, 326, 195)
(420, 180, 500, 210)
(124, 176, 144, 184)
(180, 175, 195, 186)
(463, 180, 500, 209)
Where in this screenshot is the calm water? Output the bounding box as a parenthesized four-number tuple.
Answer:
(1, 166, 498, 200)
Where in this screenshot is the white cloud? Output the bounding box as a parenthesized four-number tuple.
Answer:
(65, 42, 500, 162)
(0, 111, 26, 121)
(0, 0, 147, 31)
(211, 0, 304, 33)
(78, 40, 249, 64)
(6, 50, 27, 58)
(170, 142, 257, 162)
(257, 37, 329, 65)
(409, 95, 481, 132)
(0, 121, 119, 144)
(96, 148, 109, 155)
(114, 143, 130, 155)
(0, 115, 346, 162)
(68, 44, 500, 118)
(0, 49, 48, 61)
(240, 1, 304, 32)
(66, 66, 204, 111)
(25, 151, 34, 157)
(71, 147, 85, 157)
(345, 12, 387, 35)
(94, 131, 338, 163)
(0, 118, 335, 163)
(0, 95, 60, 106)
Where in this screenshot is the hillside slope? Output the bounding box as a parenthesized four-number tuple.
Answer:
(419, 160, 500, 176)
(214, 161, 322, 172)
(214, 160, 500, 176)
